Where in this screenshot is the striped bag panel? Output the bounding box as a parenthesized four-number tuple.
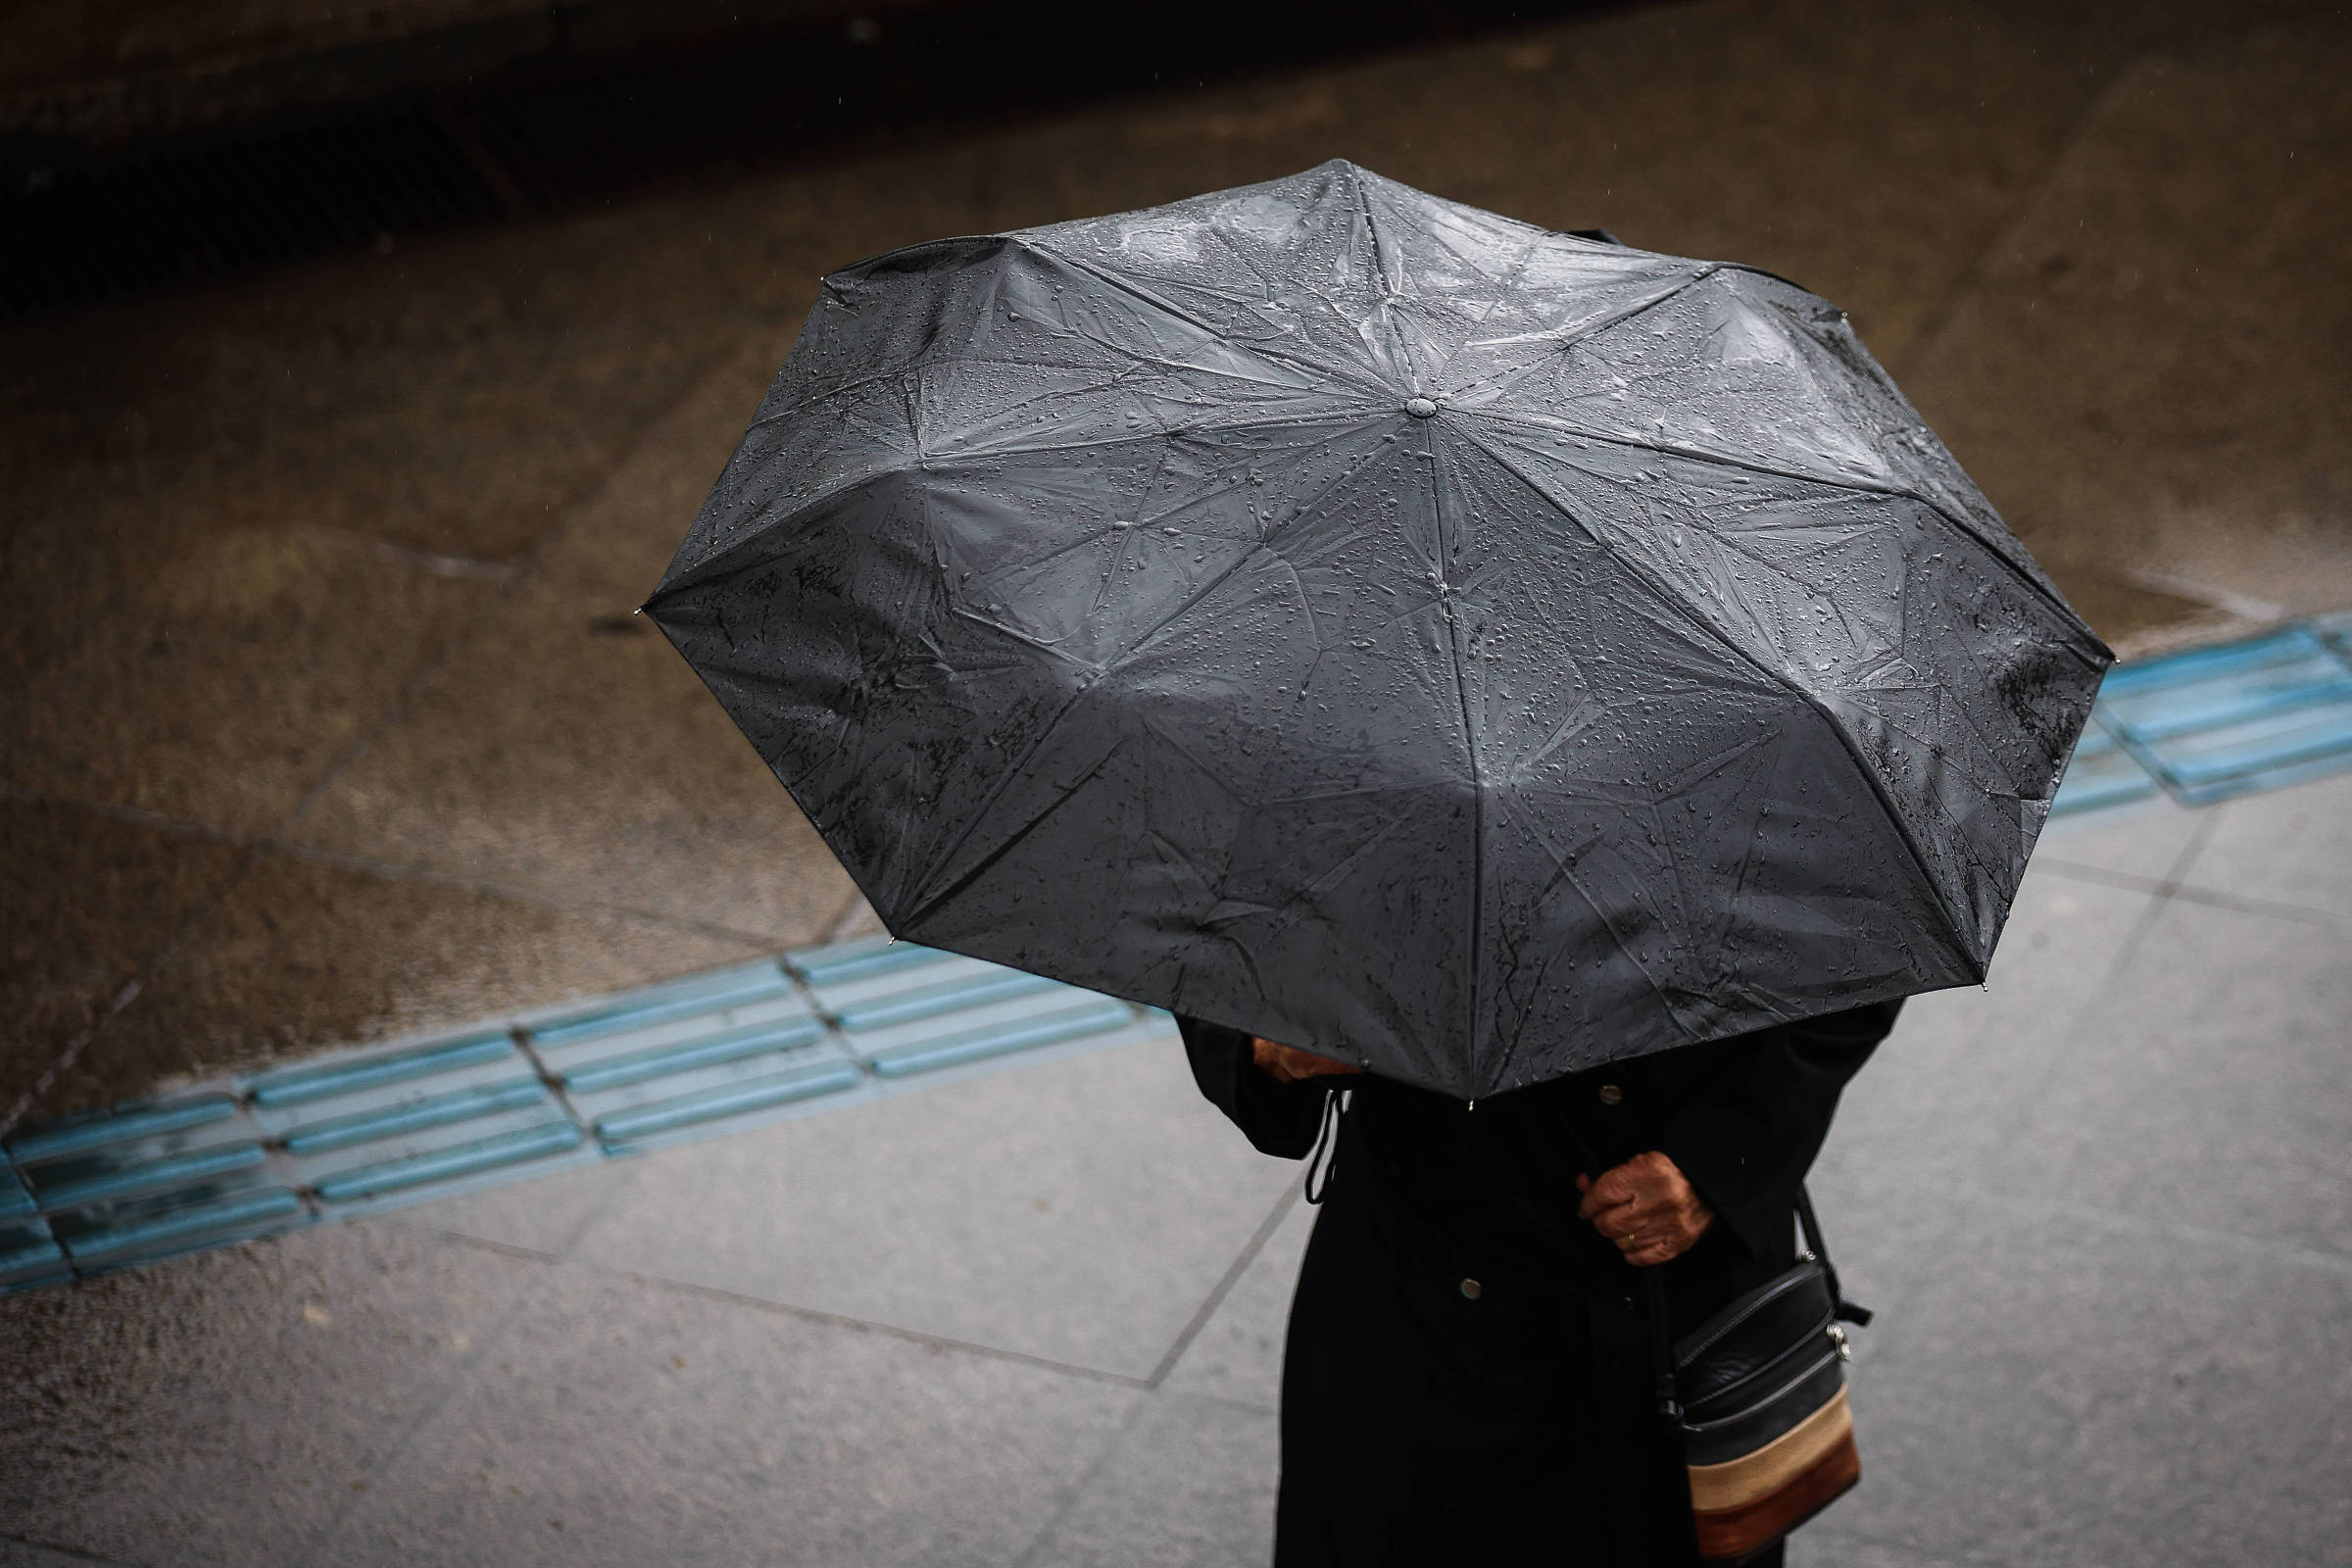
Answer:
(1671, 1251, 1864, 1561)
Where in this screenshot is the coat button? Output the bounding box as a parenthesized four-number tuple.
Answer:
(1598, 1083, 1623, 1105)
(1459, 1278, 1483, 1300)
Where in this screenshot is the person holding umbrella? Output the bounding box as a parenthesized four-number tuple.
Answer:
(645, 163, 2108, 1567)
(1178, 1001, 1898, 1563)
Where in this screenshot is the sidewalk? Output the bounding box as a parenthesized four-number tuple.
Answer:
(3, 771, 2346, 1566)
(5, 0, 2349, 1561)
(9, 0, 2350, 1136)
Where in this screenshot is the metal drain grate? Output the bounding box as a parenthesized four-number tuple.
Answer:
(0, 939, 1169, 1296)
(2052, 616, 2352, 814)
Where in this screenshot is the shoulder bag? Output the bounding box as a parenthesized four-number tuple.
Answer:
(1644, 1185, 1872, 1563)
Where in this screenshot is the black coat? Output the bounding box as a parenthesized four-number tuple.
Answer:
(1178, 1003, 1899, 1568)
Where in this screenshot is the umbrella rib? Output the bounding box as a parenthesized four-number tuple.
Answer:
(1103, 419, 1405, 673)
(673, 409, 1375, 602)
(1030, 246, 1392, 397)
(955, 413, 1391, 600)
(1466, 407, 1919, 502)
(1448, 265, 1719, 405)
(923, 407, 1386, 468)
(1346, 165, 1416, 386)
(1420, 227, 1546, 392)
(926, 339, 1328, 402)
(1471, 404, 2099, 645)
(1534, 824, 1704, 1052)
(897, 724, 1126, 932)
(648, 460, 916, 599)
(1475, 405, 2106, 650)
(744, 367, 918, 432)
(1423, 425, 1490, 1079)
(1456, 423, 1981, 967)
(901, 424, 1396, 928)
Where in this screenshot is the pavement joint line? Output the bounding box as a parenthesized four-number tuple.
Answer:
(1153, 1385, 1283, 1420)
(2083, 809, 2219, 1009)
(301, 1242, 573, 1557)
(1145, 1180, 1301, 1390)
(1, 332, 761, 1146)
(821, 884, 884, 944)
(1888, 47, 2141, 382)
(1008, 1364, 1164, 1568)
(613, 1264, 1157, 1390)
(415, 1220, 1165, 1391)
(0, 1532, 141, 1567)
(0, 782, 250, 848)
(0, 933, 1174, 1298)
(1963, 1192, 2352, 1281)
(256, 838, 795, 950)
(2029, 858, 2345, 931)
(0, 781, 800, 952)
(405, 1225, 568, 1266)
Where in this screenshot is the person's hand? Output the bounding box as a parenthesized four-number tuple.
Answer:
(1576, 1151, 1715, 1268)
(1250, 1037, 1365, 1084)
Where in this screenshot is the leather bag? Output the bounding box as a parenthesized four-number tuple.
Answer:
(1646, 1186, 1871, 1562)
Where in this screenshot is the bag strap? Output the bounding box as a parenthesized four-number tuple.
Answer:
(1644, 1184, 1869, 1397)
(1642, 1267, 1682, 1428)
(1795, 1183, 1874, 1327)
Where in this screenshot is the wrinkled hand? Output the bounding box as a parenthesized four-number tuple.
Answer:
(1250, 1037, 1365, 1085)
(1577, 1151, 1715, 1268)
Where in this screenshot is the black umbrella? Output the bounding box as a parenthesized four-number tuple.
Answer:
(644, 161, 2110, 1100)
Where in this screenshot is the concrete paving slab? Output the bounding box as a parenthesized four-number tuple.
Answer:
(1899, 12, 2352, 645)
(36, 851, 765, 1120)
(0, 1221, 548, 1568)
(1832, 1201, 2352, 1567)
(1814, 868, 2155, 1205)
(284, 343, 862, 947)
(0, 799, 244, 1117)
(320, 1255, 1139, 1568)
(1984, 892, 2352, 1258)
(1158, 1194, 1313, 1413)
(0, 187, 782, 570)
(1018, 1390, 1280, 1568)
(2185, 771, 2352, 925)
(1808, 866, 2171, 1350)
(384, 1146, 651, 1260)
(566, 1038, 1300, 1381)
(0, 515, 510, 840)
(2031, 790, 2211, 885)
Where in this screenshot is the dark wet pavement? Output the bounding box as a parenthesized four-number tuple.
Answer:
(6, 0, 2349, 1124)
(3, 0, 2349, 1561)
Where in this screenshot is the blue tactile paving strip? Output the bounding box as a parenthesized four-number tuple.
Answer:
(8, 619, 2346, 1298)
(2051, 617, 2352, 815)
(0, 940, 1171, 1297)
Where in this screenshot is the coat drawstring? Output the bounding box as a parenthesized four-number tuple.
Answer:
(1303, 1088, 1348, 1203)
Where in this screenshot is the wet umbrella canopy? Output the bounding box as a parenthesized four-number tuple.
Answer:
(644, 161, 2110, 1100)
